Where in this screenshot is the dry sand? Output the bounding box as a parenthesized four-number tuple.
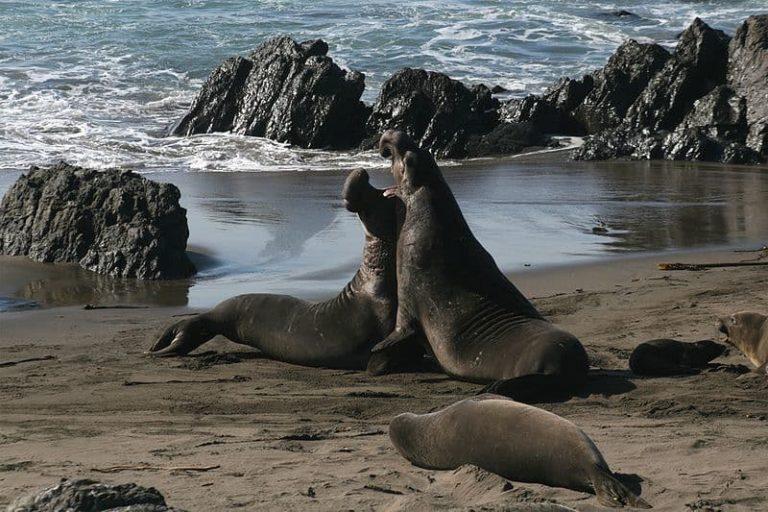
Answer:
(1, 249, 767, 511)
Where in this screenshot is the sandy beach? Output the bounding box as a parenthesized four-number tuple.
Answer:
(1, 248, 766, 511)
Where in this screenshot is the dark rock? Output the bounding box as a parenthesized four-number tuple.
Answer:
(573, 40, 670, 133)
(464, 122, 552, 157)
(574, 129, 664, 161)
(626, 18, 731, 131)
(678, 85, 748, 140)
(601, 10, 639, 19)
(7, 479, 186, 512)
(728, 15, 768, 156)
(0, 163, 195, 280)
(171, 36, 368, 149)
(365, 68, 499, 158)
(490, 85, 508, 94)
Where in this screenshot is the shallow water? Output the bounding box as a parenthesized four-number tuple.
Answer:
(1, 160, 766, 310)
(1, 1, 765, 173)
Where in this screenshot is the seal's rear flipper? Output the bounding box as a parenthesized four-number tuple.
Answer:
(592, 467, 652, 509)
(481, 374, 576, 403)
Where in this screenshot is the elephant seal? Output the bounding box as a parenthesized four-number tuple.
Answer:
(718, 311, 768, 373)
(373, 130, 588, 400)
(389, 394, 651, 508)
(629, 339, 727, 376)
(148, 169, 419, 372)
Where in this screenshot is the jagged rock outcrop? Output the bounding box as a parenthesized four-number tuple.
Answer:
(573, 41, 670, 133)
(170, 37, 369, 149)
(728, 15, 768, 156)
(625, 18, 731, 131)
(0, 163, 196, 280)
(575, 17, 766, 164)
(6, 479, 186, 512)
(364, 68, 500, 158)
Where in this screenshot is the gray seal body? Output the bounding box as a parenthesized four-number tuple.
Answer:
(373, 131, 588, 399)
(148, 169, 416, 371)
(389, 395, 651, 508)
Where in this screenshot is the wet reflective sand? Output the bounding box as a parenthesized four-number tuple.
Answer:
(0, 159, 766, 310)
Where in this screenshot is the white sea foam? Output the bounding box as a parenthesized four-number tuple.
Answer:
(0, 0, 762, 174)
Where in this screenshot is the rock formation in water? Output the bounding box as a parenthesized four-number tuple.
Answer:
(7, 479, 185, 512)
(170, 17, 768, 164)
(515, 16, 766, 165)
(0, 163, 196, 280)
(363, 68, 538, 158)
(170, 36, 369, 149)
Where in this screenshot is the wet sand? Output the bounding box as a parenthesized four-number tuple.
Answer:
(1, 249, 766, 511)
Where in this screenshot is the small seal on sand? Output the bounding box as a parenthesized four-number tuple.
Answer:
(373, 130, 588, 400)
(629, 339, 728, 376)
(147, 169, 419, 372)
(718, 311, 768, 373)
(389, 394, 651, 508)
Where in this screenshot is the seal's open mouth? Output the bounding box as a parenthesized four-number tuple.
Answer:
(383, 187, 398, 198)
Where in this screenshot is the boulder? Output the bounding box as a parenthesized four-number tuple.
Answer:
(728, 15, 768, 156)
(364, 68, 499, 158)
(500, 75, 594, 136)
(7, 479, 185, 512)
(464, 122, 553, 157)
(0, 163, 196, 280)
(170, 37, 368, 149)
(625, 18, 731, 131)
(573, 40, 670, 133)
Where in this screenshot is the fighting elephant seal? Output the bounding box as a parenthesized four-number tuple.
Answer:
(373, 130, 588, 399)
(148, 169, 417, 372)
(718, 311, 768, 373)
(389, 395, 651, 508)
(629, 339, 727, 376)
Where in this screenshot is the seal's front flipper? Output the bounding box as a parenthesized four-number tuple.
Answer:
(371, 326, 419, 353)
(592, 467, 652, 509)
(481, 374, 576, 403)
(367, 340, 427, 375)
(146, 316, 215, 357)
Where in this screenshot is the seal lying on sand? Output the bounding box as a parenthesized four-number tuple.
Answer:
(389, 394, 651, 509)
(719, 311, 768, 373)
(629, 339, 727, 376)
(373, 130, 588, 400)
(148, 169, 418, 372)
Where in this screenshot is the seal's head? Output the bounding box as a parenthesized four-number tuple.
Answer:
(342, 168, 397, 243)
(692, 339, 729, 360)
(718, 311, 767, 365)
(378, 130, 440, 198)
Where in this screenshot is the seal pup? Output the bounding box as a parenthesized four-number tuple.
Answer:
(148, 169, 419, 372)
(629, 339, 728, 376)
(389, 394, 651, 508)
(373, 130, 588, 400)
(718, 311, 768, 373)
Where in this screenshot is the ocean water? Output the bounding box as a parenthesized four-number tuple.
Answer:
(0, 0, 765, 173)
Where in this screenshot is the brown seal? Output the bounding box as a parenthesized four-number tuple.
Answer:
(372, 130, 588, 401)
(147, 169, 421, 372)
(389, 394, 651, 508)
(718, 311, 768, 373)
(629, 339, 727, 376)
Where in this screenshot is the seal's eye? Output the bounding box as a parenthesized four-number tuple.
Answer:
(730, 316, 737, 325)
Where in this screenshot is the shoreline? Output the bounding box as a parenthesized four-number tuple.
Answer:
(1, 247, 766, 510)
(2, 243, 766, 314)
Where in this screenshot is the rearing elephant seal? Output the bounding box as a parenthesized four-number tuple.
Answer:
(389, 395, 651, 508)
(718, 311, 768, 373)
(373, 130, 588, 399)
(148, 169, 418, 372)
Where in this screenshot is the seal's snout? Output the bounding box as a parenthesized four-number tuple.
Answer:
(718, 318, 729, 336)
(342, 169, 372, 212)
